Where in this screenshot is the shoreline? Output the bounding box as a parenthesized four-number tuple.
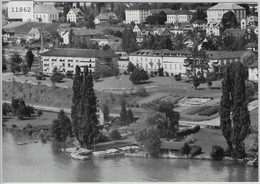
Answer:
(3, 128, 258, 168)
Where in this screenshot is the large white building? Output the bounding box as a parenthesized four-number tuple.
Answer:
(125, 8, 151, 24)
(41, 49, 117, 75)
(33, 4, 59, 23)
(129, 49, 191, 75)
(207, 3, 246, 24)
(166, 10, 194, 24)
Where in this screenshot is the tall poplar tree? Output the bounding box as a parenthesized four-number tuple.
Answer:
(26, 48, 34, 70)
(71, 65, 83, 145)
(219, 62, 250, 158)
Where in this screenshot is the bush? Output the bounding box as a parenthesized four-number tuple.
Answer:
(12, 124, 17, 128)
(210, 145, 224, 160)
(66, 70, 73, 79)
(174, 73, 182, 81)
(179, 143, 191, 155)
(176, 125, 200, 137)
(123, 71, 128, 75)
(189, 145, 202, 158)
(136, 86, 147, 97)
(26, 123, 33, 129)
(198, 106, 219, 116)
(109, 129, 122, 140)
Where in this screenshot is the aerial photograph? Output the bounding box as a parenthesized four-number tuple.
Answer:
(1, 0, 259, 182)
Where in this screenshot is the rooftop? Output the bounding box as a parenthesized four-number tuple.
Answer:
(167, 10, 194, 15)
(160, 141, 185, 151)
(41, 48, 116, 58)
(206, 50, 248, 59)
(208, 3, 245, 10)
(247, 59, 258, 68)
(72, 27, 104, 36)
(34, 4, 58, 14)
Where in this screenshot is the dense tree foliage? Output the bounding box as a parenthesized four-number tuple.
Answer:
(71, 66, 100, 148)
(122, 27, 138, 54)
(129, 68, 149, 84)
(10, 52, 22, 74)
(185, 49, 210, 83)
(219, 62, 250, 159)
(102, 104, 110, 122)
(221, 11, 239, 31)
(25, 48, 34, 70)
(51, 110, 72, 142)
(146, 11, 167, 25)
(50, 67, 64, 87)
(21, 63, 29, 75)
(127, 62, 136, 73)
(86, 14, 95, 29)
(11, 98, 35, 120)
(120, 103, 128, 125)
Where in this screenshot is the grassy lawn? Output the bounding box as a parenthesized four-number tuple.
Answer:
(3, 111, 58, 129)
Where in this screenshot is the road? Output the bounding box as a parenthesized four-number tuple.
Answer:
(3, 100, 258, 127)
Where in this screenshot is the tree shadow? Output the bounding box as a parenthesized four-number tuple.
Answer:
(139, 80, 153, 85)
(210, 87, 221, 90)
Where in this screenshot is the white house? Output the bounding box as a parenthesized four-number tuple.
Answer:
(247, 60, 258, 82)
(125, 8, 151, 24)
(41, 49, 117, 76)
(207, 3, 246, 23)
(66, 8, 84, 23)
(206, 21, 221, 36)
(166, 10, 194, 24)
(27, 27, 51, 40)
(33, 4, 59, 23)
(94, 13, 117, 25)
(59, 30, 70, 45)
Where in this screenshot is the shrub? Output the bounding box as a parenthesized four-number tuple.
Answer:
(12, 124, 17, 128)
(37, 110, 43, 117)
(176, 125, 200, 137)
(66, 70, 73, 79)
(109, 129, 122, 140)
(190, 145, 202, 158)
(26, 123, 33, 129)
(179, 143, 191, 155)
(123, 71, 128, 75)
(136, 86, 147, 97)
(198, 106, 219, 116)
(174, 73, 182, 81)
(210, 145, 224, 160)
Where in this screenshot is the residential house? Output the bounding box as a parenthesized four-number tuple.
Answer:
(245, 42, 258, 52)
(192, 19, 207, 31)
(160, 141, 185, 155)
(116, 51, 129, 73)
(207, 3, 246, 23)
(67, 8, 84, 23)
(247, 15, 258, 27)
(132, 24, 147, 42)
(94, 13, 117, 25)
(27, 27, 51, 41)
(2, 29, 15, 43)
(166, 10, 194, 24)
(33, 4, 59, 23)
(125, 8, 151, 24)
(68, 27, 105, 45)
(90, 36, 122, 49)
(205, 21, 221, 36)
(223, 28, 247, 38)
(206, 50, 248, 73)
(41, 48, 118, 75)
(247, 59, 258, 82)
(170, 22, 193, 35)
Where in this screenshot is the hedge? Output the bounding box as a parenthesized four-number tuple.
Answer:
(186, 106, 210, 115)
(198, 106, 219, 116)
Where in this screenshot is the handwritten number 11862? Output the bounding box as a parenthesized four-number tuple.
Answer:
(11, 7, 31, 12)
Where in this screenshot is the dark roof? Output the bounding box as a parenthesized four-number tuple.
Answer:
(160, 141, 185, 151)
(150, 9, 173, 15)
(72, 27, 104, 36)
(223, 29, 247, 36)
(167, 10, 194, 15)
(41, 49, 116, 58)
(247, 59, 258, 68)
(130, 49, 192, 57)
(206, 50, 248, 59)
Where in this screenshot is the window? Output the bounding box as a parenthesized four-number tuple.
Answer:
(62, 63, 65, 67)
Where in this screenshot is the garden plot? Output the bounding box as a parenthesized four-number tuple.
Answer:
(178, 97, 213, 106)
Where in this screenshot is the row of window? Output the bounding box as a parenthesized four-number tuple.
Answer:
(44, 58, 94, 63)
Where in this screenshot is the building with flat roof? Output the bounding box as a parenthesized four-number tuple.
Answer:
(41, 49, 117, 75)
(125, 8, 151, 24)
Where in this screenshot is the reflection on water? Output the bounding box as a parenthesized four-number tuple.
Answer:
(3, 132, 258, 182)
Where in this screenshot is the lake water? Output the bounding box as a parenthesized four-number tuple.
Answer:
(2, 131, 258, 182)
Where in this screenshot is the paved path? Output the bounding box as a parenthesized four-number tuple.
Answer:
(3, 100, 258, 128)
